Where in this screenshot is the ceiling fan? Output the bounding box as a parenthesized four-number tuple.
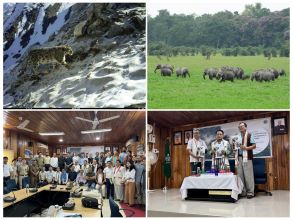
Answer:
(16, 117, 34, 132)
(76, 111, 120, 133)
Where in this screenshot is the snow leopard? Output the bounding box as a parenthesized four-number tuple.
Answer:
(22, 45, 73, 73)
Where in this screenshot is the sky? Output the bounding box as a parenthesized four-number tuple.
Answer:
(148, 0, 290, 17)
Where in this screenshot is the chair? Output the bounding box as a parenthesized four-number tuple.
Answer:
(5, 179, 18, 191)
(22, 177, 31, 188)
(109, 197, 135, 217)
(253, 158, 272, 196)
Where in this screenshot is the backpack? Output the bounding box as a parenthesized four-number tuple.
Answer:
(81, 197, 100, 209)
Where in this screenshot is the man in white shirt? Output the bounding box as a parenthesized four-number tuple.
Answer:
(211, 129, 231, 170)
(73, 161, 81, 173)
(103, 161, 114, 199)
(4, 156, 13, 186)
(186, 129, 207, 174)
(72, 153, 80, 164)
(46, 166, 56, 183)
(50, 153, 59, 171)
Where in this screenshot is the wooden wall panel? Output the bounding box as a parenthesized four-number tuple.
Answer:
(149, 112, 289, 190)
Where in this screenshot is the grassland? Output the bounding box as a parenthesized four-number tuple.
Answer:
(148, 55, 289, 109)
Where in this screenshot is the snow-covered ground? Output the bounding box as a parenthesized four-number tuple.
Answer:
(3, 3, 146, 108)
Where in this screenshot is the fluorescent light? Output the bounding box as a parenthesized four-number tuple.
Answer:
(39, 132, 65, 136)
(96, 137, 100, 140)
(81, 129, 112, 134)
(59, 139, 63, 142)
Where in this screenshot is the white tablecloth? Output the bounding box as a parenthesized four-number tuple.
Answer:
(180, 173, 243, 200)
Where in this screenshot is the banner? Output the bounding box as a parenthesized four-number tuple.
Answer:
(195, 117, 272, 159)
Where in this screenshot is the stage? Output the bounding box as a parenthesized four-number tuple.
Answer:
(147, 189, 289, 217)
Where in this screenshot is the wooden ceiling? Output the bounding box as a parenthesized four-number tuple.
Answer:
(4, 111, 145, 146)
(148, 111, 276, 128)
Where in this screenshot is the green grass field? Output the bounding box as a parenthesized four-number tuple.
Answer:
(148, 55, 289, 109)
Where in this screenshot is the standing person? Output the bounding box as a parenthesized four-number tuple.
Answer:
(95, 152, 100, 164)
(79, 153, 85, 166)
(44, 152, 51, 171)
(126, 150, 133, 163)
(112, 150, 119, 166)
(72, 153, 80, 164)
(113, 160, 125, 201)
(36, 152, 45, 169)
(92, 160, 98, 174)
(100, 152, 106, 168)
(96, 167, 106, 198)
(211, 129, 231, 170)
(58, 152, 66, 171)
(186, 129, 207, 174)
(16, 157, 22, 168)
(123, 161, 136, 207)
(119, 147, 128, 165)
(88, 153, 94, 164)
(134, 156, 146, 205)
(103, 161, 114, 199)
(105, 151, 112, 163)
(18, 159, 29, 189)
(27, 154, 34, 166)
(11, 159, 19, 187)
(236, 122, 256, 199)
(64, 153, 73, 172)
(50, 153, 59, 171)
(3, 156, 13, 186)
(29, 160, 39, 187)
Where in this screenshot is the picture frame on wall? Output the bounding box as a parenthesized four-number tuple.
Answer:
(105, 146, 111, 152)
(184, 130, 193, 144)
(174, 131, 182, 145)
(272, 117, 288, 135)
(56, 148, 61, 155)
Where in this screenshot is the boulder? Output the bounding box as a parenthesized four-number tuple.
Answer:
(74, 20, 87, 38)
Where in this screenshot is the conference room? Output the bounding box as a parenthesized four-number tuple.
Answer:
(147, 111, 290, 217)
(3, 110, 146, 217)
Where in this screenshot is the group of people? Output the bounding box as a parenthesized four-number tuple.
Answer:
(3, 147, 146, 207)
(186, 122, 256, 199)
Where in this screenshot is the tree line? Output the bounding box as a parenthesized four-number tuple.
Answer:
(148, 3, 289, 57)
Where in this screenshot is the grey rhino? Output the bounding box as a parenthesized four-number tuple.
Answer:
(203, 68, 219, 80)
(160, 67, 172, 76)
(221, 66, 244, 79)
(251, 69, 275, 82)
(176, 67, 190, 78)
(216, 70, 235, 82)
(154, 64, 174, 73)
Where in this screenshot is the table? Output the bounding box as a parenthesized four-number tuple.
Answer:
(4, 185, 102, 217)
(180, 173, 243, 202)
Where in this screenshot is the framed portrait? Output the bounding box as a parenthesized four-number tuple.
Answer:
(272, 117, 288, 135)
(56, 148, 61, 155)
(184, 130, 193, 144)
(173, 131, 182, 145)
(104, 146, 111, 152)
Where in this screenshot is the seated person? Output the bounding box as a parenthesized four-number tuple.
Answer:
(38, 167, 48, 187)
(76, 169, 87, 185)
(46, 166, 56, 184)
(53, 167, 62, 184)
(96, 166, 106, 198)
(60, 168, 69, 185)
(85, 167, 96, 189)
(73, 161, 80, 173)
(68, 166, 77, 182)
